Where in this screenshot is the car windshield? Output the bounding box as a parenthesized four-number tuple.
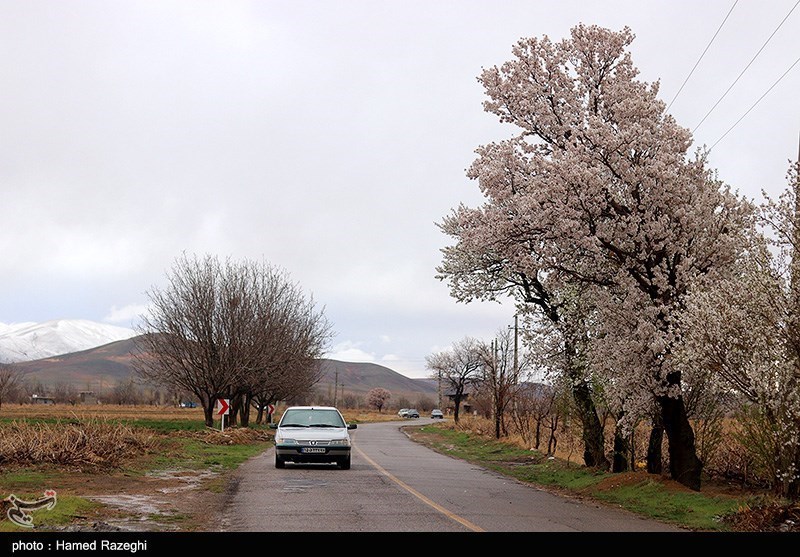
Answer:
(280, 409, 346, 428)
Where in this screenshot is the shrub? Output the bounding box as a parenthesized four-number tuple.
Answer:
(0, 419, 155, 469)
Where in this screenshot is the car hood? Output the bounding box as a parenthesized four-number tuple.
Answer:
(278, 426, 349, 440)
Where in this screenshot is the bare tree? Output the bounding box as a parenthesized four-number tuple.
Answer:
(134, 253, 332, 427)
(478, 326, 532, 439)
(110, 379, 143, 405)
(510, 381, 556, 450)
(52, 382, 79, 405)
(238, 293, 329, 426)
(426, 337, 483, 423)
(0, 364, 23, 410)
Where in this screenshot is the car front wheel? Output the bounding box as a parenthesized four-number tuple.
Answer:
(275, 455, 285, 469)
(338, 456, 351, 470)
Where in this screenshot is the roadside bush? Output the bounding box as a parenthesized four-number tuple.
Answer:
(0, 419, 155, 469)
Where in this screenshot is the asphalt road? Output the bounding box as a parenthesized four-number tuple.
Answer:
(219, 419, 686, 533)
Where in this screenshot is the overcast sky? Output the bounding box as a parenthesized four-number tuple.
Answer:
(1, 1, 798, 378)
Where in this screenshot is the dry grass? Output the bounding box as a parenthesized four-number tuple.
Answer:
(188, 427, 272, 445)
(342, 409, 402, 423)
(0, 418, 156, 469)
(0, 403, 205, 421)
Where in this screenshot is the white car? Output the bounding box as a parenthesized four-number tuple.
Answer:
(270, 406, 357, 470)
(397, 408, 410, 418)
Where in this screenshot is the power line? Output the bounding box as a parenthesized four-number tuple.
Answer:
(667, 0, 739, 112)
(694, 0, 800, 133)
(709, 54, 800, 151)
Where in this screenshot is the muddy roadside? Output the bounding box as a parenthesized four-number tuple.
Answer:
(1, 429, 271, 533)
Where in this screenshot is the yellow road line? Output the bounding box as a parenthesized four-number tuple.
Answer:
(355, 445, 485, 532)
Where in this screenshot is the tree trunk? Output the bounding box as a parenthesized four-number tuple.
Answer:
(255, 405, 264, 425)
(647, 421, 664, 474)
(571, 377, 609, 470)
(612, 419, 630, 473)
(629, 431, 636, 471)
(239, 393, 252, 428)
(535, 419, 541, 449)
(548, 416, 558, 455)
(453, 395, 463, 423)
(203, 404, 214, 428)
(228, 394, 241, 427)
(658, 393, 702, 490)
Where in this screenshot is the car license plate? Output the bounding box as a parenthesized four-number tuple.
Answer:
(301, 447, 326, 454)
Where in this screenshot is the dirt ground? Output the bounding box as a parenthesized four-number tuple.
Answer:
(42, 465, 229, 532)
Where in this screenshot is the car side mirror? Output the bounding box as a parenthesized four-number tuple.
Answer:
(347, 423, 357, 430)
(269, 423, 278, 429)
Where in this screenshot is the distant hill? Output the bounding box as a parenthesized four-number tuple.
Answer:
(14, 336, 438, 400)
(14, 337, 143, 389)
(315, 359, 437, 399)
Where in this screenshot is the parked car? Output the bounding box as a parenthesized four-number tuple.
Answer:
(397, 408, 410, 418)
(270, 406, 357, 470)
(406, 409, 420, 418)
(430, 409, 444, 419)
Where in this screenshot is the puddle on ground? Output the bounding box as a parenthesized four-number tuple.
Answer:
(84, 469, 219, 531)
(149, 469, 218, 494)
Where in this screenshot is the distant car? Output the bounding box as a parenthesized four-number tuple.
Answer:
(406, 409, 420, 418)
(430, 409, 444, 419)
(269, 406, 357, 470)
(398, 408, 410, 418)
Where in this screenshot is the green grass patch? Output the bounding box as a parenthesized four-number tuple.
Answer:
(0, 470, 52, 490)
(408, 423, 751, 532)
(121, 419, 209, 433)
(414, 425, 533, 462)
(588, 480, 740, 531)
(150, 438, 270, 471)
(502, 458, 608, 491)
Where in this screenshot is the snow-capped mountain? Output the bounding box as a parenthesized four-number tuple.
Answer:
(0, 319, 137, 363)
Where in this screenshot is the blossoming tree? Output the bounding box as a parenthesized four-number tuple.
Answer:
(437, 24, 749, 490)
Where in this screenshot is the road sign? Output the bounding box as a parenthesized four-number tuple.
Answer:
(217, 398, 231, 432)
(267, 404, 275, 415)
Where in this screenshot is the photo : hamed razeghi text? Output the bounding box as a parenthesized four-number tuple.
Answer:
(11, 539, 148, 553)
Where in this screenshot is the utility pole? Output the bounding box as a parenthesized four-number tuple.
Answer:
(437, 370, 442, 410)
(507, 313, 519, 379)
(513, 314, 518, 378)
(334, 370, 338, 406)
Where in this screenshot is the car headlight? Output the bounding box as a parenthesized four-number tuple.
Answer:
(276, 436, 297, 444)
(329, 438, 350, 447)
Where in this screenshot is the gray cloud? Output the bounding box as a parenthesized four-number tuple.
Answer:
(1, 0, 798, 377)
